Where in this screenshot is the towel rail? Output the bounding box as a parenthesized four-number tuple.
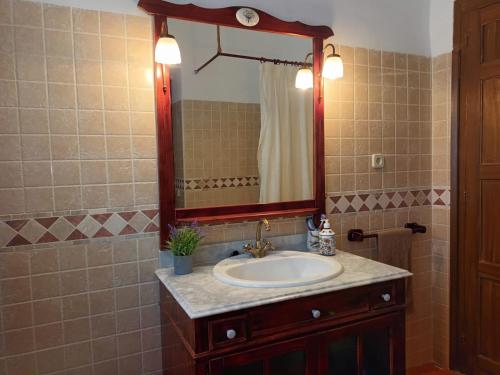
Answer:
(347, 222, 427, 242)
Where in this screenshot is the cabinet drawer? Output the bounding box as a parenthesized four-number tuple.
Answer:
(369, 282, 396, 309)
(249, 288, 370, 336)
(208, 315, 248, 350)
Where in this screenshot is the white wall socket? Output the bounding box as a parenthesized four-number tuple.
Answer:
(371, 154, 385, 169)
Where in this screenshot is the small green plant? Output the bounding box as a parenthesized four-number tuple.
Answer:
(166, 222, 204, 256)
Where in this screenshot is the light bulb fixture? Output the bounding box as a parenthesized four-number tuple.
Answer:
(322, 43, 343, 80)
(295, 53, 313, 90)
(155, 20, 181, 65)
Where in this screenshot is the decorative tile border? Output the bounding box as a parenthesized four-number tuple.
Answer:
(175, 176, 260, 190)
(0, 209, 159, 248)
(327, 188, 451, 214)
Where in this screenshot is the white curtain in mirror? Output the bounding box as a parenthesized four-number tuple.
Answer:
(258, 63, 313, 203)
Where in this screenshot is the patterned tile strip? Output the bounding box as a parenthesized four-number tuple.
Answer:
(327, 188, 451, 214)
(0, 189, 450, 248)
(0, 209, 159, 248)
(175, 176, 260, 190)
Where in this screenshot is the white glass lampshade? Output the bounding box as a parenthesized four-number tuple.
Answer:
(155, 35, 181, 65)
(295, 67, 313, 89)
(322, 54, 343, 80)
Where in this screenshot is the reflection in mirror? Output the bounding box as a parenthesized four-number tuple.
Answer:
(170, 20, 313, 209)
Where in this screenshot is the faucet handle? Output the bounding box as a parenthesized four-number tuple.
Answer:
(263, 239, 274, 251)
(243, 243, 253, 253)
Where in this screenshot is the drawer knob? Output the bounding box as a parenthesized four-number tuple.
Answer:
(311, 309, 321, 319)
(226, 329, 237, 339)
(381, 293, 391, 302)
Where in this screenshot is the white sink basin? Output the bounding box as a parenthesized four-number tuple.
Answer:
(213, 250, 343, 288)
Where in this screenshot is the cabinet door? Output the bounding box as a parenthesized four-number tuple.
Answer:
(319, 312, 405, 375)
(209, 336, 317, 375)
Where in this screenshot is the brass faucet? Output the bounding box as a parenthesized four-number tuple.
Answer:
(243, 218, 274, 258)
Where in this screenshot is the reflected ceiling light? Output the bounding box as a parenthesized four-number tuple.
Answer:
(322, 44, 343, 80)
(295, 53, 313, 90)
(155, 19, 181, 65)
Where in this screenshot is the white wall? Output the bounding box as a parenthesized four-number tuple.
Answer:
(429, 0, 455, 56)
(43, 0, 454, 57)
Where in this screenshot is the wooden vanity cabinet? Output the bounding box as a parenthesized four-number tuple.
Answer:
(160, 278, 406, 375)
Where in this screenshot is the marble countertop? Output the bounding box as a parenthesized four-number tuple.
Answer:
(155, 250, 412, 319)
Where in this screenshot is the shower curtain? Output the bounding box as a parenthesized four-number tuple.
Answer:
(258, 63, 313, 203)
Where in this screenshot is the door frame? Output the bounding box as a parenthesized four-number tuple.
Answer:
(449, 0, 461, 369)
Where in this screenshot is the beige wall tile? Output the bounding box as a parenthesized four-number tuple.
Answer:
(21, 135, 50, 160)
(105, 111, 130, 135)
(103, 86, 129, 111)
(79, 135, 106, 160)
(23, 161, 52, 187)
(101, 36, 126, 61)
(78, 110, 104, 135)
(46, 56, 75, 83)
(54, 186, 82, 210)
(82, 185, 108, 208)
(18, 81, 47, 108)
(108, 160, 133, 183)
(49, 109, 77, 134)
(81, 160, 107, 184)
(102, 60, 127, 86)
(19, 108, 49, 134)
(43, 4, 71, 30)
(48, 83, 76, 109)
(0, 161, 22, 188)
(51, 135, 79, 160)
(73, 34, 101, 60)
(106, 136, 131, 159)
(109, 183, 134, 207)
(72, 8, 98, 33)
(14, 26, 43, 55)
(4, 327, 35, 355)
(76, 84, 103, 110)
(0, 79, 17, 107)
(0, 0, 13, 24)
(100, 11, 125, 36)
(75, 59, 102, 85)
(44, 29, 73, 58)
(134, 182, 157, 205)
(125, 15, 151, 39)
(14, 0, 42, 27)
(15, 53, 45, 81)
(133, 159, 157, 182)
(0, 107, 19, 134)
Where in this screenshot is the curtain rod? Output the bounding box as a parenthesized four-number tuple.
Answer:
(194, 25, 312, 74)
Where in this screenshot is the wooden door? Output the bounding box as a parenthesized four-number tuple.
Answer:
(458, 2, 500, 374)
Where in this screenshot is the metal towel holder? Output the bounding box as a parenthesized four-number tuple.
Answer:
(347, 223, 427, 242)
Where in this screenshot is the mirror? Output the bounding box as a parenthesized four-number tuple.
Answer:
(138, 0, 333, 240)
(169, 20, 314, 209)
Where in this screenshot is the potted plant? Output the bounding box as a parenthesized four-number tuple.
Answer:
(166, 222, 203, 275)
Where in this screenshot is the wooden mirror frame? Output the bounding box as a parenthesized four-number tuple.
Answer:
(137, 0, 334, 246)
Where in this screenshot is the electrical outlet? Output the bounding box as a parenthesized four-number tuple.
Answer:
(371, 154, 384, 169)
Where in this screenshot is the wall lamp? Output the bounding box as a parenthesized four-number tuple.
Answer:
(294, 43, 344, 90)
(322, 43, 343, 80)
(295, 53, 313, 89)
(155, 19, 181, 93)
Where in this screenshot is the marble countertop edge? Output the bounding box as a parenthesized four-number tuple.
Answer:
(155, 255, 412, 319)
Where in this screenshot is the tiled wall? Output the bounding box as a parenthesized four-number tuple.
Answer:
(322, 45, 436, 368)
(0, 0, 452, 373)
(431, 53, 452, 368)
(0, 1, 163, 374)
(173, 100, 260, 208)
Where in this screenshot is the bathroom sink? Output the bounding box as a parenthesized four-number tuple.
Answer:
(213, 251, 343, 288)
